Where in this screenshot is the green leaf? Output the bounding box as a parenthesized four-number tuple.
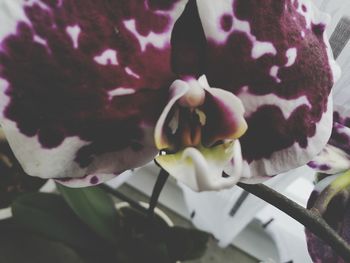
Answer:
(57, 184, 120, 243)
(0, 225, 84, 263)
(12, 192, 106, 251)
(165, 227, 209, 261)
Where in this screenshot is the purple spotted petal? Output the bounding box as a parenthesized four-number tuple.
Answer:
(0, 0, 187, 185)
(195, 0, 338, 180)
(201, 86, 247, 147)
(306, 178, 350, 263)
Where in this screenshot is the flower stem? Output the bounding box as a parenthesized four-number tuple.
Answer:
(237, 182, 350, 261)
(148, 169, 169, 217)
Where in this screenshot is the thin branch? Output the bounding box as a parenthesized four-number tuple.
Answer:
(100, 184, 148, 214)
(229, 190, 250, 217)
(148, 169, 169, 217)
(237, 182, 350, 261)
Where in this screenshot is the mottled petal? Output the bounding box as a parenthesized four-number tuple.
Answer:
(155, 141, 242, 192)
(0, 0, 187, 185)
(201, 79, 247, 146)
(195, 0, 338, 180)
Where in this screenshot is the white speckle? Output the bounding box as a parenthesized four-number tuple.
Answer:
(125, 67, 140, 79)
(301, 31, 305, 38)
(108, 87, 135, 98)
(66, 25, 81, 49)
(270, 66, 281, 83)
(94, 49, 119, 66)
(238, 87, 311, 119)
(285, 48, 297, 67)
(25, 0, 50, 10)
(123, 19, 170, 52)
(33, 35, 48, 46)
(121, 0, 186, 52)
(252, 42, 277, 59)
(196, 0, 277, 60)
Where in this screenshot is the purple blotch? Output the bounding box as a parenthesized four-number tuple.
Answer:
(90, 176, 99, 185)
(308, 161, 318, 169)
(319, 164, 331, 171)
(221, 14, 233, 32)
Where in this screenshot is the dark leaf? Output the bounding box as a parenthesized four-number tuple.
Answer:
(57, 184, 120, 243)
(12, 192, 107, 251)
(0, 224, 84, 263)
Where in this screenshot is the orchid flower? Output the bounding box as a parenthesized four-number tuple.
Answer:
(0, 0, 338, 191)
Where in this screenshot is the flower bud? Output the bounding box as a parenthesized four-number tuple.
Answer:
(306, 172, 350, 262)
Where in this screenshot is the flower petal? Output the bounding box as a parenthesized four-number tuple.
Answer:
(308, 144, 350, 174)
(0, 0, 187, 185)
(155, 141, 242, 192)
(195, 0, 338, 179)
(330, 121, 350, 154)
(154, 79, 189, 150)
(201, 81, 247, 146)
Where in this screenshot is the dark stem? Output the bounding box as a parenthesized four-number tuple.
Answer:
(237, 182, 350, 261)
(100, 184, 148, 214)
(148, 169, 169, 217)
(229, 190, 250, 217)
